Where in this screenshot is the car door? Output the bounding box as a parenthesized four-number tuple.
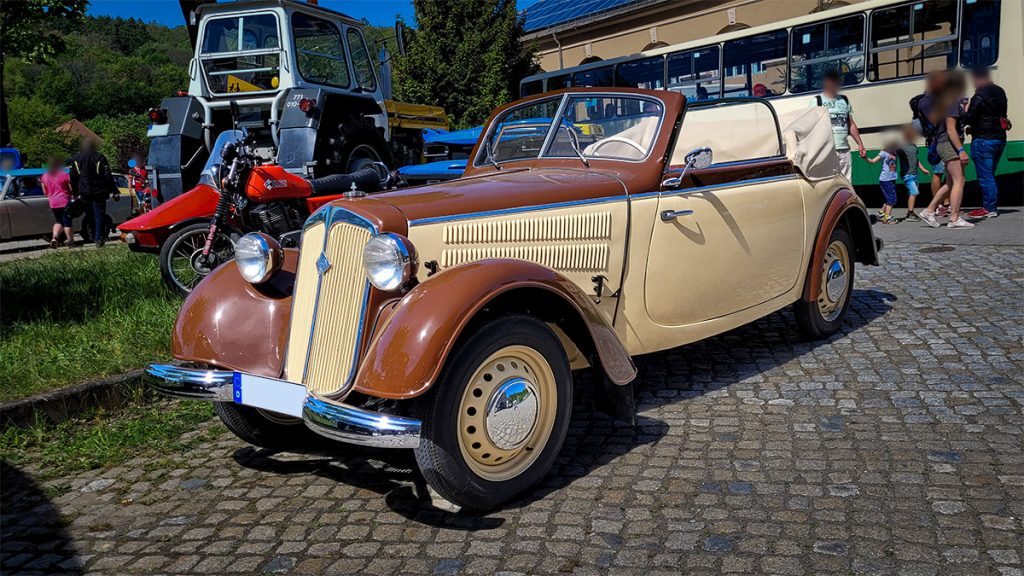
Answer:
(644, 100, 806, 327)
(6, 176, 53, 239)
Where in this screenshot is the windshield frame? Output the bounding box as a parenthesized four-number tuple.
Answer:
(198, 11, 283, 96)
(473, 92, 667, 169)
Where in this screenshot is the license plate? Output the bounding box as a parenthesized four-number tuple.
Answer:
(232, 373, 306, 418)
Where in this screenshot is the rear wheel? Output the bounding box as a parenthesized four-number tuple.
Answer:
(795, 225, 854, 339)
(159, 222, 236, 298)
(79, 213, 113, 243)
(325, 114, 391, 174)
(414, 316, 572, 510)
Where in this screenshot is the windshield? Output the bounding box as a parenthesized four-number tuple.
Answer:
(199, 130, 246, 188)
(200, 13, 281, 94)
(478, 94, 664, 166)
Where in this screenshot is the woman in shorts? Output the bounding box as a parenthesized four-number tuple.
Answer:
(921, 71, 973, 229)
(41, 157, 74, 247)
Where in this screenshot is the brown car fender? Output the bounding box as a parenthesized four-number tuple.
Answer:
(802, 187, 879, 302)
(172, 249, 298, 378)
(352, 259, 637, 400)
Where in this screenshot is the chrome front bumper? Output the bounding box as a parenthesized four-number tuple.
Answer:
(145, 364, 421, 449)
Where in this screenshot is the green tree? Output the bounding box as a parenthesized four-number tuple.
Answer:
(6, 96, 74, 166)
(86, 114, 149, 170)
(0, 0, 89, 146)
(395, 0, 538, 129)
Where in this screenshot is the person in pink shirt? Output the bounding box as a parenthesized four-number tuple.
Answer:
(42, 156, 74, 248)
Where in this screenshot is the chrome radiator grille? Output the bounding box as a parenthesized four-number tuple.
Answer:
(284, 208, 373, 396)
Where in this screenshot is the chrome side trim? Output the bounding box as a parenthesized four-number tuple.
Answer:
(145, 363, 234, 401)
(409, 194, 629, 227)
(303, 396, 422, 448)
(631, 174, 800, 200)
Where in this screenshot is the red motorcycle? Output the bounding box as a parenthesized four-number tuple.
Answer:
(121, 120, 390, 297)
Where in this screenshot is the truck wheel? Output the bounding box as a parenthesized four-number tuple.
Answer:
(329, 115, 392, 172)
(414, 315, 573, 510)
(159, 222, 235, 298)
(214, 403, 320, 451)
(795, 225, 854, 339)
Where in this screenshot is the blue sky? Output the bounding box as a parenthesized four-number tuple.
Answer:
(87, 0, 543, 28)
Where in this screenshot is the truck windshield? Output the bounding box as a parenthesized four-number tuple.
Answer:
(200, 13, 281, 94)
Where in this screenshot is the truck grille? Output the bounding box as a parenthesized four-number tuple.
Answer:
(284, 208, 373, 396)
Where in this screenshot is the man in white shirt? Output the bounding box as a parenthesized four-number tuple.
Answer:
(810, 70, 867, 181)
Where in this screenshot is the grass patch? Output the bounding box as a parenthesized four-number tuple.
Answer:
(0, 398, 217, 482)
(0, 246, 179, 402)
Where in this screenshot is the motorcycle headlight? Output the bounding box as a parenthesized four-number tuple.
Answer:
(363, 233, 415, 291)
(235, 232, 283, 284)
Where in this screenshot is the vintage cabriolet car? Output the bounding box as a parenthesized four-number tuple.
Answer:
(148, 88, 881, 509)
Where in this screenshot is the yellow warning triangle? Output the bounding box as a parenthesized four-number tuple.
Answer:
(226, 75, 262, 93)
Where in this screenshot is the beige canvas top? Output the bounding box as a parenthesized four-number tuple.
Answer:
(778, 107, 841, 182)
(668, 102, 839, 182)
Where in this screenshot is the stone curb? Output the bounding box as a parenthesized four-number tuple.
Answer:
(0, 369, 148, 429)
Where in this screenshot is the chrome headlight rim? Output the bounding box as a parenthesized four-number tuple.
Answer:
(235, 232, 283, 284)
(362, 232, 416, 291)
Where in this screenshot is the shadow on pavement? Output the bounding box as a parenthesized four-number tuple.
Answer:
(1, 461, 82, 574)
(232, 289, 894, 525)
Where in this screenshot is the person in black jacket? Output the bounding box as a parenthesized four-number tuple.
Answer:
(964, 68, 1009, 219)
(69, 137, 119, 247)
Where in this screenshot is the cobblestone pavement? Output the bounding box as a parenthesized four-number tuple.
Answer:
(3, 239, 1023, 576)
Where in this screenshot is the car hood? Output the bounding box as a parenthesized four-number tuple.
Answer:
(370, 168, 627, 224)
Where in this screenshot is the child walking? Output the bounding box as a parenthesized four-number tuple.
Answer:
(866, 142, 900, 224)
(896, 125, 930, 221)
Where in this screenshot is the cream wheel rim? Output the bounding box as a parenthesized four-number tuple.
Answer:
(817, 240, 850, 322)
(457, 345, 557, 481)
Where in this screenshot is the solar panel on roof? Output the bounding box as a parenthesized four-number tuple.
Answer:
(523, 0, 649, 32)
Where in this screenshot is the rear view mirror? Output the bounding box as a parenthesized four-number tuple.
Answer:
(685, 147, 713, 170)
(394, 21, 408, 57)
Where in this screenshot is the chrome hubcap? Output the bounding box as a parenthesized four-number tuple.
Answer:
(817, 240, 850, 322)
(825, 259, 846, 303)
(484, 378, 539, 450)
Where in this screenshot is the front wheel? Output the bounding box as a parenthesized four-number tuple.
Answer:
(794, 225, 854, 339)
(159, 222, 236, 298)
(414, 315, 573, 510)
(214, 403, 321, 451)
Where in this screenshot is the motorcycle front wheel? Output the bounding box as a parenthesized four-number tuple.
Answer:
(159, 222, 236, 298)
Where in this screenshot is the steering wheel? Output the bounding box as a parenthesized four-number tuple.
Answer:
(589, 136, 645, 156)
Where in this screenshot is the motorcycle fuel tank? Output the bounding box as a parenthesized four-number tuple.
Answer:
(246, 165, 313, 202)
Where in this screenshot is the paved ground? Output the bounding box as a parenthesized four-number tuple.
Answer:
(2, 222, 1022, 575)
(872, 208, 1023, 247)
(0, 232, 121, 263)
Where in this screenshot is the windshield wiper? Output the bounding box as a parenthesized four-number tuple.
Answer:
(561, 120, 589, 167)
(484, 140, 501, 170)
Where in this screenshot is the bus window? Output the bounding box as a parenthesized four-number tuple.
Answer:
(615, 56, 665, 89)
(790, 15, 864, 94)
(961, 0, 1000, 68)
(520, 79, 543, 98)
(869, 0, 957, 81)
(723, 31, 788, 98)
(667, 46, 721, 101)
(548, 74, 572, 90)
(573, 65, 613, 87)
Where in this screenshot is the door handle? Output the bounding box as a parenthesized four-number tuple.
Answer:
(660, 209, 693, 222)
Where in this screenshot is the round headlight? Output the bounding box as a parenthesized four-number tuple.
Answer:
(363, 233, 415, 291)
(235, 232, 283, 284)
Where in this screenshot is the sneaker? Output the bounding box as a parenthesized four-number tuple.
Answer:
(904, 212, 921, 222)
(967, 208, 997, 219)
(947, 217, 975, 229)
(920, 210, 940, 228)
(936, 205, 951, 218)
(881, 214, 900, 224)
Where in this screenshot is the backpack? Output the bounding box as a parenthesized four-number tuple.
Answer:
(910, 93, 937, 139)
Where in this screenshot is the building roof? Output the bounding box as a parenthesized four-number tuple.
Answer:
(522, 0, 669, 35)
